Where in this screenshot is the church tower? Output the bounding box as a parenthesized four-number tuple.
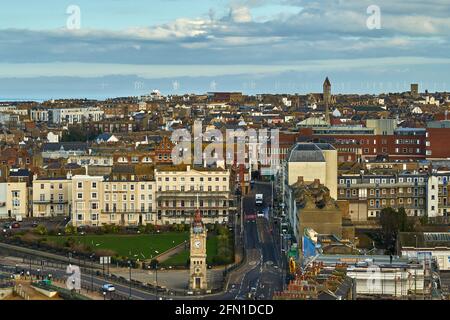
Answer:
(189, 209, 207, 291)
(323, 77, 331, 124)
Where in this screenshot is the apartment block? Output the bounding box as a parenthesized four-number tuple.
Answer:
(155, 165, 231, 225)
(71, 175, 156, 227)
(0, 182, 28, 219)
(427, 170, 450, 218)
(338, 171, 427, 220)
(32, 175, 72, 217)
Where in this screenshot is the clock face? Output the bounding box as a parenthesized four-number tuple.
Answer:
(194, 240, 201, 249)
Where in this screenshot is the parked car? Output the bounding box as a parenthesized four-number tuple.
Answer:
(11, 222, 20, 229)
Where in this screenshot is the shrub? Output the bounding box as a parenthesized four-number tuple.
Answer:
(64, 237, 76, 248)
(65, 225, 77, 235)
(143, 224, 155, 233)
(34, 225, 48, 236)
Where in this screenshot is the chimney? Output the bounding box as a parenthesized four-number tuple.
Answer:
(297, 176, 304, 184)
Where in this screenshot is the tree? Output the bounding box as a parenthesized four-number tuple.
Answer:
(150, 259, 159, 269)
(379, 207, 412, 253)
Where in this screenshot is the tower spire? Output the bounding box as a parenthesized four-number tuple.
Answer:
(323, 77, 331, 125)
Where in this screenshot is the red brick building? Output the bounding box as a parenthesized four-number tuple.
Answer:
(426, 120, 450, 159)
(299, 126, 427, 163)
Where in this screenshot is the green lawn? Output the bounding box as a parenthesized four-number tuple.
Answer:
(44, 232, 189, 259)
(161, 236, 219, 267)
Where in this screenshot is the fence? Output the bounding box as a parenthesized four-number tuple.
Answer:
(13, 284, 30, 300)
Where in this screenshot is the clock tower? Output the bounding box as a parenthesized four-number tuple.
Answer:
(189, 209, 207, 291)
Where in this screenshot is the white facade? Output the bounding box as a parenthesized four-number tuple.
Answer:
(32, 177, 72, 217)
(402, 248, 450, 271)
(50, 107, 104, 124)
(30, 108, 49, 122)
(346, 266, 425, 297)
(71, 175, 156, 227)
(0, 182, 28, 219)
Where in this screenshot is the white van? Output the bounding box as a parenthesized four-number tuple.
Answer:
(255, 194, 263, 206)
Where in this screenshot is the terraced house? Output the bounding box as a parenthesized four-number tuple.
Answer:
(155, 165, 232, 225)
(427, 169, 450, 218)
(32, 174, 72, 217)
(70, 174, 156, 227)
(338, 171, 428, 221)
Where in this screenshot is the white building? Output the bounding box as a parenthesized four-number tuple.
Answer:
(30, 108, 49, 122)
(346, 265, 425, 297)
(427, 170, 449, 218)
(71, 175, 156, 227)
(49, 107, 104, 124)
(0, 182, 28, 219)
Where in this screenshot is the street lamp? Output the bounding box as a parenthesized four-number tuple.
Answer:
(103, 291, 106, 300)
(128, 260, 132, 300)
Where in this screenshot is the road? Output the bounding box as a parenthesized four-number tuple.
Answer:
(0, 257, 171, 300)
(224, 181, 284, 300)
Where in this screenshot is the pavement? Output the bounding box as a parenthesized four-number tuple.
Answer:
(109, 267, 224, 291)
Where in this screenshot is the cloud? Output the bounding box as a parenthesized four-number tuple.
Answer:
(0, 0, 448, 87)
(230, 5, 252, 23)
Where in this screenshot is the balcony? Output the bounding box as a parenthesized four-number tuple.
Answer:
(101, 210, 151, 215)
(33, 199, 68, 204)
(156, 191, 230, 199)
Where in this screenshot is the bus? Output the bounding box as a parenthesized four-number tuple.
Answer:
(255, 194, 263, 206)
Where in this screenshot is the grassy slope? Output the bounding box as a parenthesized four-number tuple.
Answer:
(161, 235, 219, 266)
(44, 232, 189, 258)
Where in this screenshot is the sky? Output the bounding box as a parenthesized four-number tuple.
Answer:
(1, 0, 449, 100)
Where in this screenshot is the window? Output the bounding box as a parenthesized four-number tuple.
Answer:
(92, 182, 97, 189)
(77, 193, 83, 199)
(91, 203, 98, 210)
(92, 193, 97, 199)
(77, 182, 83, 189)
